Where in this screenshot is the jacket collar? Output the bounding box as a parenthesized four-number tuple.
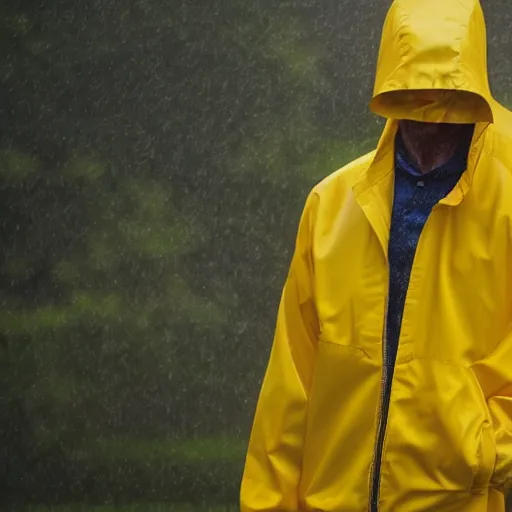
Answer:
(352, 120, 491, 260)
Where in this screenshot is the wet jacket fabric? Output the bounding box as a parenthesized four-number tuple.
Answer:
(241, 0, 512, 511)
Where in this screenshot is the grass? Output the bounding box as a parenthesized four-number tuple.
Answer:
(71, 437, 247, 463)
(4, 438, 245, 507)
(13, 505, 237, 512)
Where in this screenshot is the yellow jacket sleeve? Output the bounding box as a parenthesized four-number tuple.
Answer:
(240, 192, 320, 511)
(472, 333, 512, 490)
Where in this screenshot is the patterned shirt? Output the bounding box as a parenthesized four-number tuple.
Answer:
(385, 125, 475, 369)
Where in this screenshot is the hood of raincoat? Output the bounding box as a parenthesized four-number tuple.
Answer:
(370, 0, 494, 124)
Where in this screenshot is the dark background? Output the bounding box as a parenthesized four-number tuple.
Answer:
(1, 0, 511, 510)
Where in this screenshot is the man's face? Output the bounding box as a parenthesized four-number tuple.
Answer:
(400, 119, 447, 137)
(399, 119, 467, 141)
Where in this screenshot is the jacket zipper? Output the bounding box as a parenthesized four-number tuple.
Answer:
(368, 209, 438, 511)
(368, 295, 390, 512)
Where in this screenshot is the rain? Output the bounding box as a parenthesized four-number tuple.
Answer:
(1, 0, 512, 510)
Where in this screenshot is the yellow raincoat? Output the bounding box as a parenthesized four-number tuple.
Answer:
(241, 0, 512, 510)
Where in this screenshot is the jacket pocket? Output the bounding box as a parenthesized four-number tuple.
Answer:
(379, 359, 498, 508)
(468, 366, 497, 493)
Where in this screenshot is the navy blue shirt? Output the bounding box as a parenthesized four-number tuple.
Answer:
(385, 126, 474, 369)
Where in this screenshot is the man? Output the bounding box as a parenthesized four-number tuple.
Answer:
(240, 0, 512, 511)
